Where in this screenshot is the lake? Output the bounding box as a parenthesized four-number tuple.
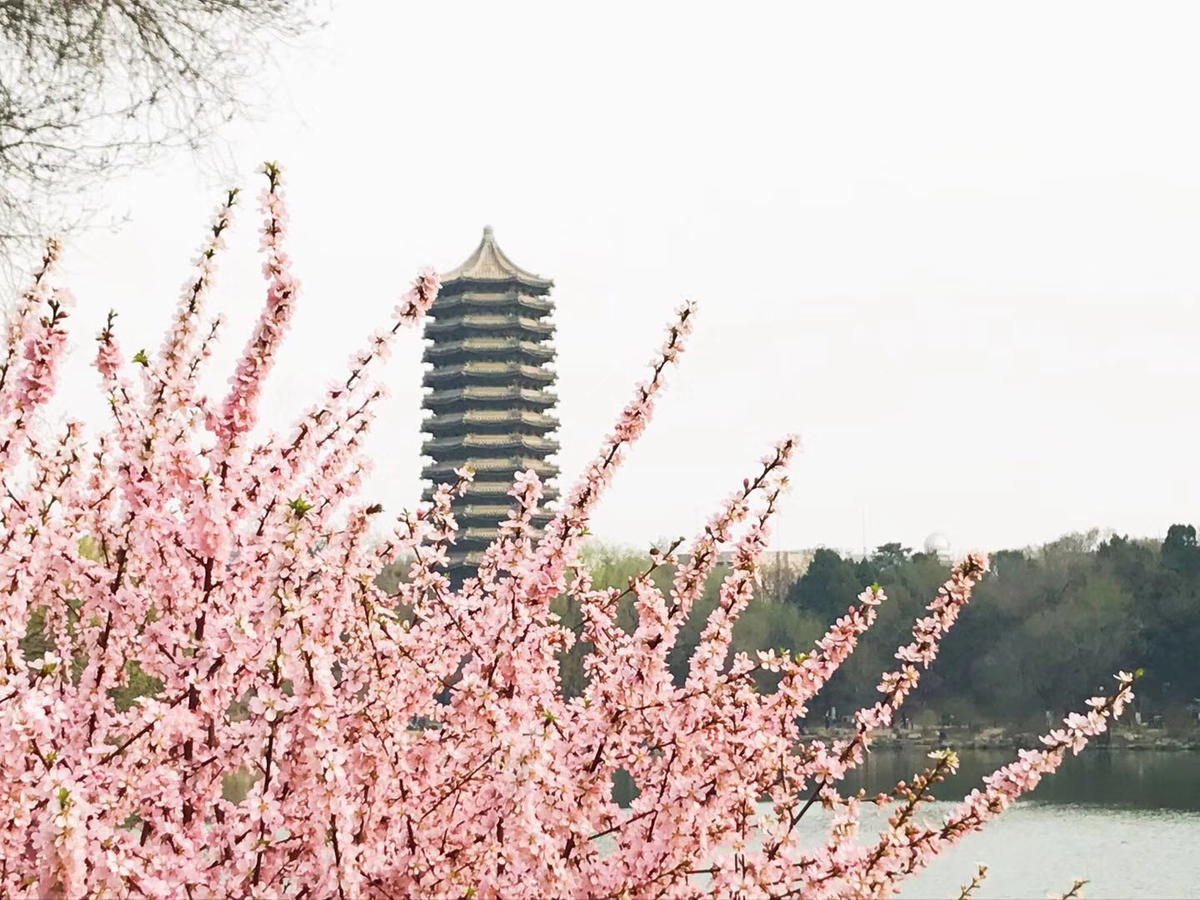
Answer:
(801, 748, 1200, 898)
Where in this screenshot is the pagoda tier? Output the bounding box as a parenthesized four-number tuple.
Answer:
(421, 227, 561, 579)
(423, 410, 560, 436)
(431, 291, 553, 316)
(421, 433, 560, 459)
(424, 314, 554, 339)
(423, 362, 554, 387)
(424, 386, 558, 413)
(423, 337, 555, 366)
(423, 455, 557, 483)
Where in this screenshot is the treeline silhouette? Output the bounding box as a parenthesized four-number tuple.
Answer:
(547, 526, 1200, 731)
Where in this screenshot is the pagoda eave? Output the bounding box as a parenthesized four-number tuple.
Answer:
(425, 315, 555, 338)
(423, 411, 560, 434)
(423, 363, 556, 387)
(421, 434, 560, 458)
(424, 386, 557, 411)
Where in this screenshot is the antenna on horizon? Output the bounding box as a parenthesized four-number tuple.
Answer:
(861, 506, 867, 560)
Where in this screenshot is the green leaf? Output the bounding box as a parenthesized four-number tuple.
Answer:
(289, 497, 314, 518)
(132, 349, 150, 367)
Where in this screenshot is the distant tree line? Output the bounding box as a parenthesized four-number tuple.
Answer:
(545, 526, 1200, 732)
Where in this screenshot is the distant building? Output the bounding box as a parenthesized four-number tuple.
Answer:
(762, 550, 817, 603)
(924, 532, 952, 563)
(715, 549, 817, 603)
(421, 227, 560, 579)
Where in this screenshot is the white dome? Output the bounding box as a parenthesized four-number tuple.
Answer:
(924, 532, 951, 555)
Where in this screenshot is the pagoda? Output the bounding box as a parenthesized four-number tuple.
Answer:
(421, 227, 560, 578)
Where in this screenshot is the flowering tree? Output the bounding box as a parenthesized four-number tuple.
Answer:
(0, 166, 1134, 899)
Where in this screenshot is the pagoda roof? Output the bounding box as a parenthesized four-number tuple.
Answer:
(423, 337, 555, 364)
(425, 314, 554, 338)
(459, 513, 553, 537)
(424, 486, 560, 505)
(455, 525, 553, 551)
(441, 227, 553, 291)
(431, 292, 553, 316)
(423, 362, 556, 386)
(422, 456, 558, 478)
(460, 529, 553, 547)
(464, 480, 541, 497)
(424, 386, 557, 409)
(422, 433, 560, 456)
(423, 409, 559, 434)
(437, 490, 560, 508)
(455, 504, 544, 523)
(422, 472, 556, 494)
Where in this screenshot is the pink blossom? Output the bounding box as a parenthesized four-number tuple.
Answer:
(0, 169, 1134, 899)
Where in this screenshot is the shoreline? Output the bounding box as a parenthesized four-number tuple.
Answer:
(800, 726, 1200, 752)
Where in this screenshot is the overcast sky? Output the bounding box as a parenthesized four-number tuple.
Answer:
(48, 1, 1200, 557)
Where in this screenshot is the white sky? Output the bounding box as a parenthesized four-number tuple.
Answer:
(47, 0, 1200, 556)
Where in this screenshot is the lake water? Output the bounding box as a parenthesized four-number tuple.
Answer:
(801, 748, 1200, 898)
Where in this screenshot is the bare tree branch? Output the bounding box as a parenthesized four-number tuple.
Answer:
(0, 0, 313, 262)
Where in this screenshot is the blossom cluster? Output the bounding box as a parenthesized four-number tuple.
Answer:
(0, 166, 1133, 899)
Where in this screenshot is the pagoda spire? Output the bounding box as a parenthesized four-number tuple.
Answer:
(420, 228, 560, 580)
(439, 225, 554, 289)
